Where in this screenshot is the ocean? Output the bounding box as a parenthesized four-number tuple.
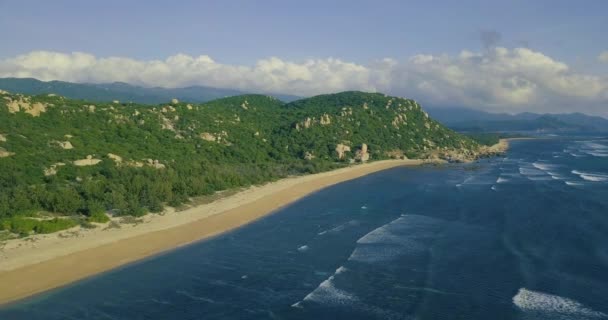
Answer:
(2, 137, 608, 319)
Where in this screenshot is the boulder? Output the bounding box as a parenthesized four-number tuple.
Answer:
(335, 143, 351, 159)
(355, 143, 370, 162)
(74, 155, 102, 166)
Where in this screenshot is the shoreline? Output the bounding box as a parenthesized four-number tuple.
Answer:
(0, 139, 510, 306)
(0, 158, 436, 305)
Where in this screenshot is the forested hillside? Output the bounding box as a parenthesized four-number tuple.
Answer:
(0, 90, 487, 236)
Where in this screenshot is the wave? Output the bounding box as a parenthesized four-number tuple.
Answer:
(572, 170, 608, 182)
(519, 167, 546, 176)
(580, 174, 608, 182)
(317, 220, 359, 236)
(587, 152, 608, 157)
(565, 181, 584, 186)
(513, 288, 607, 319)
(297, 245, 309, 252)
(533, 162, 559, 171)
(175, 290, 216, 304)
(497, 177, 510, 184)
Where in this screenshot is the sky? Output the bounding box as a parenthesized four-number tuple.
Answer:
(0, 0, 607, 116)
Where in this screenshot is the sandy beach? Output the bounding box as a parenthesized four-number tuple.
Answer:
(0, 158, 443, 305)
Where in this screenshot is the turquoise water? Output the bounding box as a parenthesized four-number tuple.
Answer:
(2, 137, 608, 319)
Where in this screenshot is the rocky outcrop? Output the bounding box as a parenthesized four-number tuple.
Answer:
(171, 98, 179, 104)
(107, 153, 123, 163)
(199, 131, 229, 143)
(160, 115, 176, 132)
(0, 147, 14, 158)
(385, 149, 406, 159)
(44, 162, 66, 176)
(5, 96, 47, 116)
(74, 155, 102, 166)
(0, 134, 6, 142)
(354, 143, 370, 162)
(241, 100, 249, 110)
(200, 132, 216, 142)
(304, 152, 315, 160)
(320, 114, 331, 125)
(335, 143, 351, 160)
(146, 159, 166, 169)
(57, 141, 74, 150)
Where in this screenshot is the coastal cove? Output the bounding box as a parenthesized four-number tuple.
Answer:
(0, 157, 447, 305)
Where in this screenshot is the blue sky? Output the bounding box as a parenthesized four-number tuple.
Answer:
(1, 0, 607, 115)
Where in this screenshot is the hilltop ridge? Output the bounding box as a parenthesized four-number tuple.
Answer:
(0, 90, 498, 237)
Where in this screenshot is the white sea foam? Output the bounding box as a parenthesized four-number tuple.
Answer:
(565, 181, 584, 186)
(497, 177, 510, 184)
(335, 266, 348, 274)
(588, 152, 608, 157)
(297, 245, 309, 252)
(317, 220, 358, 236)
(491, 185, 497, 191)
(175, 290, 215, 304)
(302, 277, 358, 304)
(546, 172, 567, 180)
(571, 170, 608, 182)
(533, 162, 559, 171)
(519, 167, 546, 176)
(580, 174, 608, 182)
(513, 288, 607, 318)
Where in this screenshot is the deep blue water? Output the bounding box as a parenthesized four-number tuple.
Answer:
(2, 137, 608, 319)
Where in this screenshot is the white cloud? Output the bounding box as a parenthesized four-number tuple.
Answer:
(599, 51, 608, 63)
(0, 48, 607, 115)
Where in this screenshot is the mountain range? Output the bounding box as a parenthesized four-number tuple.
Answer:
(0, 77, 300, 105)
(426, 106, 608, 133)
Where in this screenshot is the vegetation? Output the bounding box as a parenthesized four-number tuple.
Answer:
(0, 90, 481, 236)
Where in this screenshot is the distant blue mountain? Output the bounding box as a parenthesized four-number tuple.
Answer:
(426, 106, 608, 133)
(0, 78, 300, 104)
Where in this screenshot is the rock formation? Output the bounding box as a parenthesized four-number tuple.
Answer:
(0, 147, 14, 158)
(44, 163, 66, 176)
(320, 114, 331, 125)
(74, 155, 102, 166)
(57, 141, 74, 150)
(107, 153, 123, 163)
(200, 132, 216, 142)
(355, 143, 370, 162)
(5, 96, 47, 116)
(335, 143, 351, 159)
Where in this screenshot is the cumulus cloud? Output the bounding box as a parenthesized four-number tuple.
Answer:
(599, 51, 608, 63)
(0, 48, 607, 115)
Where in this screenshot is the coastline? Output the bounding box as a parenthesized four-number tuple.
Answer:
(0, 139, 510, 306)
(0, 158, 435, 305)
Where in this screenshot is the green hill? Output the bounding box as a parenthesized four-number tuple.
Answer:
(0, 90, 489, 236)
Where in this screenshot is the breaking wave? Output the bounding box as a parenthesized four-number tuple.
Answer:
(572, 170, 608, 182)
(513, 288, 607, 319)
